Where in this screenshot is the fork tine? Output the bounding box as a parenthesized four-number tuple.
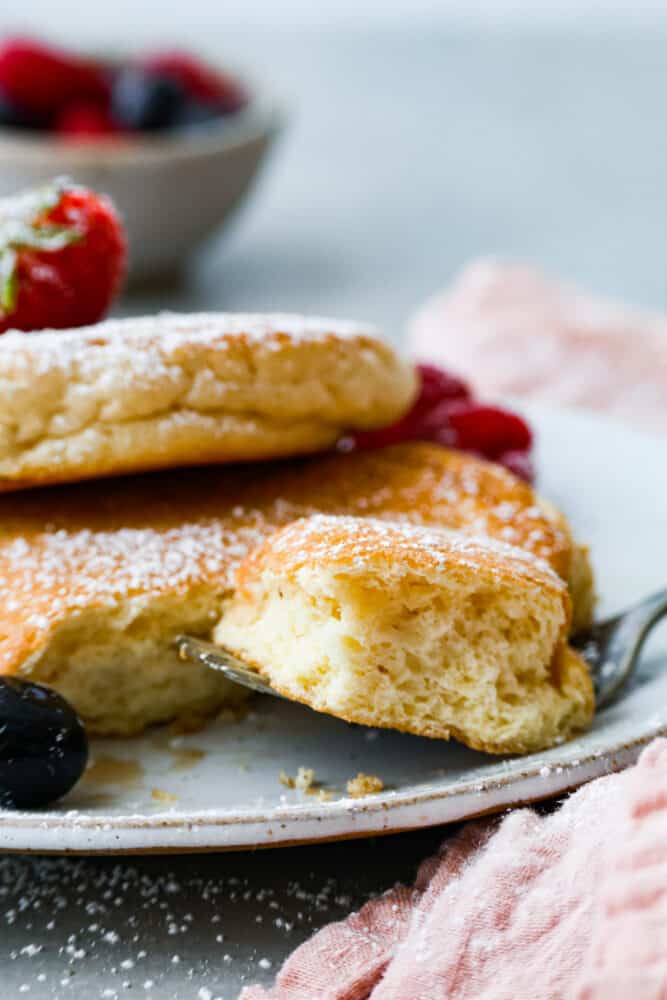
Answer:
(175, 635, 287, 699)
(572, 590, 667, 708)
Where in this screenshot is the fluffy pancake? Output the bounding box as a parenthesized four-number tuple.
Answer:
(263, 443, 594, 631)
(0, 442, 593, 735)
(214, 515, 594, 754)
(0, 312, 417, 491)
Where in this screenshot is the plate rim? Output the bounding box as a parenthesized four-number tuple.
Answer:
(1, 403, 665, 852)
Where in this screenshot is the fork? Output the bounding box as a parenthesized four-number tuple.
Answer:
(176, 588, 667, 711)
(571, 588, 667, 708)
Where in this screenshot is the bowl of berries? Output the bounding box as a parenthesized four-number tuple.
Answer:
(0, 38, 282, 281)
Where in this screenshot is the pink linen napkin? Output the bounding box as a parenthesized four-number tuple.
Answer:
(408, 260, 667, 434)
(242, 739, 667, 1000)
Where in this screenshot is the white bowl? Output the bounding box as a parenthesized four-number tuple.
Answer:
(0, 93, 282, 282)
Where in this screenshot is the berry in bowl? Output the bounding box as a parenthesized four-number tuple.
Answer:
(0, 38, 282, 281)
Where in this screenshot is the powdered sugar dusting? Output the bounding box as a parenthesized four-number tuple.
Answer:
(0, 441, 570, 666)
(0, 313, 379, 358)
(248, 513, 562, 587)
(0, 851, 360, 997)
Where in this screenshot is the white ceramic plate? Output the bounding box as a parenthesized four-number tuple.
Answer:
(1, 405, 665, 854)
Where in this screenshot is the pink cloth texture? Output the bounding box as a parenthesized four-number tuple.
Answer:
(242, 739, 667, 1000)
(408, 260, 667, 434)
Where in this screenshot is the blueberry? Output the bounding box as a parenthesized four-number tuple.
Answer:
(0, 88, 48, 130)
(0, 679, 88, 810)
(111, 67, 186, 131)
(173, 99, 225, 132)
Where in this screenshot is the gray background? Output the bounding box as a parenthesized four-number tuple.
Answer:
(2, 20, 667, 999)
(126, 25, 667, 333)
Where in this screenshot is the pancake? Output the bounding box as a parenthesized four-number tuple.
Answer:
(0, 312, 417, 491)
(0, 442, 593, 735)
(214, 515, 594, 754)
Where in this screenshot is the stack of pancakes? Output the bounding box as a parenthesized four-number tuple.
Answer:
(0, 313, 594, 754)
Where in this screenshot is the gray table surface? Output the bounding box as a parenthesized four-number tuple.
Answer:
(3, 23, 667, 1000)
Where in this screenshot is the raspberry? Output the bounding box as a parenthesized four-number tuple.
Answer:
(439, 400, 533, 459)
(340, 363, 535, 484)
(142, 52, 246, 113)
(55, 101, 119, 138)
(498, 449, 535, 483)
(343, 411, 421, 451)
(348, 363, 471, 450)
(0, 38, 108, 117)
(417, 363, 471, 409)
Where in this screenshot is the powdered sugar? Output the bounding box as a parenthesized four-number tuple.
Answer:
(0, 851, 360, 998)
(251, 513, 562, 585)
(0, 313, 378, 355)
(0, 442, 571, 665)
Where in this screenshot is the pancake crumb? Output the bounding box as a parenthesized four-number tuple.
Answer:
(151, 788, 178, 804)
(346, 773, 384, 797)
(295, 767, 316, 791)
(279, 767, 318, 792)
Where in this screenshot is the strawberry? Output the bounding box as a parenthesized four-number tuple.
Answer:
(142, 51, 246, 113)
(0, 38, 109, 117)
(0, 180, 126, 333)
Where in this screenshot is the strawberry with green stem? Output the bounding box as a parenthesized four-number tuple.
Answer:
(0, 179, 126, 333)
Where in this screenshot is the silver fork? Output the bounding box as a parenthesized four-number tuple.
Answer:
(176, 635, 286, 699)
(176, 588, 667, 711)
(571, 588, 667, 708)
